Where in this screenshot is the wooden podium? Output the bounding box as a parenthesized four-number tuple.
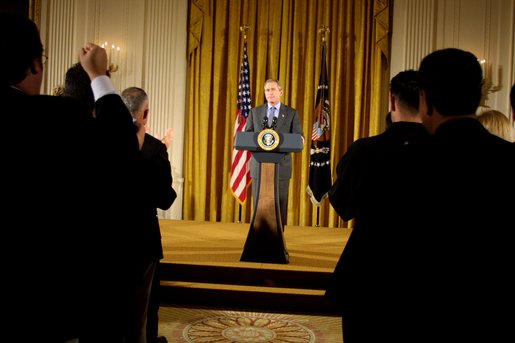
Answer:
(235, 130, 303, 264)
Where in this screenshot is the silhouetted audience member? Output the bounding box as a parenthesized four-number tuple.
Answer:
(0, 11, 140, 342)
(328, 69, 426, 221)
(511, 82, 515, 115)
(64, 65, 158, 343)
(326, 69, 428, 342)
(122, 87, 177, 343)
(414, 47, 515, 342)
(63, 62, 96, 115)
(477, 109, 514, 142)
(327, 48, 515, 343)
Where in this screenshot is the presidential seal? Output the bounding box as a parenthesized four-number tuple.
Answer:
(257, 128, 280, 151)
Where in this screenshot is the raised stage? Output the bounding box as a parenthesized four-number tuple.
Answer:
(158, 220, 351, 314)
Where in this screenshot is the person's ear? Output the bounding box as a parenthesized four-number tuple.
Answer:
(389, 95, 396, 112)
(419, 90, 432, 116)
(30, 60, 38, 74)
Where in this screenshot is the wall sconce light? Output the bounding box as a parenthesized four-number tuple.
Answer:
(478, 58, 501, 108)
(101, 41, 120, 74)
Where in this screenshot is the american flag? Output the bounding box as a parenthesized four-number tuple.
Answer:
(230, 41, 252, 204)
(307, 42, 332, 206)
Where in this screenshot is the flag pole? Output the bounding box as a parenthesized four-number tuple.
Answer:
(231, 25, 250, 223)
(313, 25, 330, 228)
(319, 25, 327, 228)
(240, 25, 250, 38)
(240, 25, 249, 224)
(319, 24, 329, 42)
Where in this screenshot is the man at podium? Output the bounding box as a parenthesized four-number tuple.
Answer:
(245, 79, 304, 226)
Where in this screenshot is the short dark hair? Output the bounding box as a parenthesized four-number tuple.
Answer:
(0, 12, 43, 85)
(510, 83, 515, 114)
(390, 69, 419, 112)
(418, 48, 482, 116)
(63, 63, 95, 114)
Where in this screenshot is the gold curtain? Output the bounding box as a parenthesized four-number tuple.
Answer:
(184, 0, 391, 228)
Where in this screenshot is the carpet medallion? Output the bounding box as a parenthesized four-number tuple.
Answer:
(159, 306, 342, 342)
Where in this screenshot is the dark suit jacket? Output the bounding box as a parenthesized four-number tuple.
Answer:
(327, 122, 429, 298)
(416, 118, 515, 341)
(245, 103, 304, 180)
(326, 118, 515, 341)
(328, 122, 429, 220)
(138, 133, 176, 261)
(2, 85, 140, 340)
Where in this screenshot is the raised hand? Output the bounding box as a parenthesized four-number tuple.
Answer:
(80, 43, 108, 80)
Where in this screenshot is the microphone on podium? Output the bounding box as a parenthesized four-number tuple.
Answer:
(271, 116, 278, 130)
(262, 115, 269, 129)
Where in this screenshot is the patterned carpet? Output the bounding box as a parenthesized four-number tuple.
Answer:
(158, 305, 343, 342)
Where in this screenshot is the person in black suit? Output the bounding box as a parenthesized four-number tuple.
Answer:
(0, 12, 141, 342)
(122, 87, 177, 343)
(328, 70, 427, 220)
(325, 69, 429, 342)
(63, 62, 96, 115)
(327, 50, 515, 342)
(414, 48, 515, 342)
(64, 67, 173, 343)
(245, 79, 304, 226)
(64, 68, 168, 343)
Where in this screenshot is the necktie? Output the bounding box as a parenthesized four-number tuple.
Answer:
(268, 107, 276, 127)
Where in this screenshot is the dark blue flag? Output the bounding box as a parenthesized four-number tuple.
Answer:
(307, 42, 331, 205)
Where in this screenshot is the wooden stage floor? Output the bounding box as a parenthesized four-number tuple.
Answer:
(159, 219, 351, 272)
(157, 220, 349, 341)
